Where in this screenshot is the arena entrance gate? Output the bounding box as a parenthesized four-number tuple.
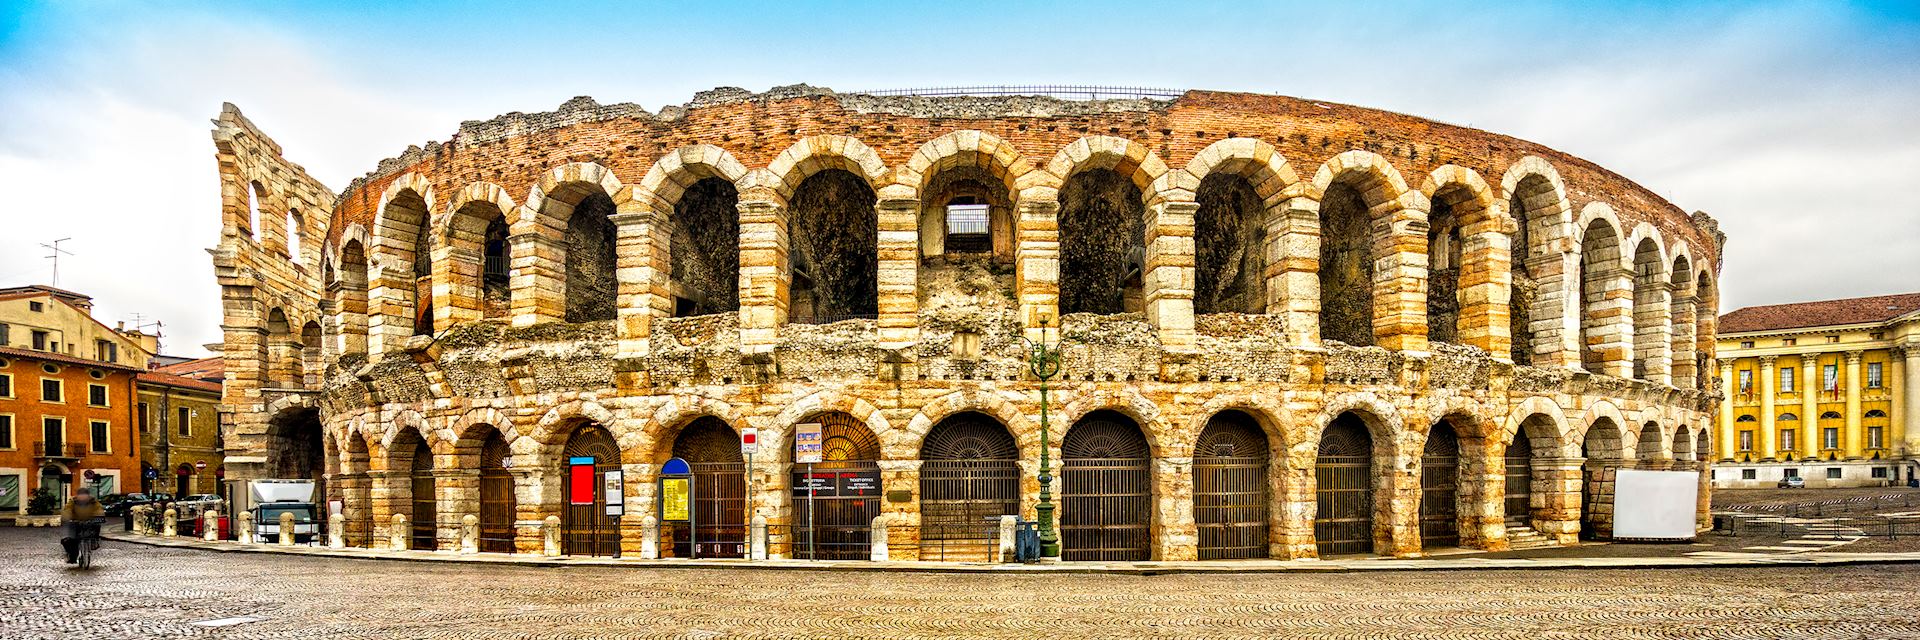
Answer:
(1193, 410, 1269, 560)
(1062, 410, 1151, 561)
(561, 423, 621, 557)
(1420, 421, 1460, 549)
(919, 412, 1021, 561)
(1505, 433, 1534, 529)
(1315, 413, 1374, 555)
(790, 412, 881, 560)
(478, 433, 516, 553)
(407, 437, 437, 551)
(670, 417, 745, 558)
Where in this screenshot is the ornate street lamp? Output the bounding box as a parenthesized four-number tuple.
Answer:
(1017, 315, 1065, 558)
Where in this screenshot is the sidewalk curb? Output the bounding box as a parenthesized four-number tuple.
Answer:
(105, 532, 1920, 575)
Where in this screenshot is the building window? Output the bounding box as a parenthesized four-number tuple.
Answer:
(1866, 362, 1882, 388)
(1780, 367, 1794, 393)
(1738, 430, 1754, 452)
(1826, 467, 1843, 480)
(1869, 426, 1884, 449)
(287, 209, 304, 262)
(89, 420, 109, 454)
(1827, 335, 1840, 343)
(28, 301, 43, 312)
(87, 383, 107, 407)
(1823, 364, 1838, 392)
(1823, 427, 1839, 450)
(1783, 468, 1800, 479)
(1739, 340, 1754, 349)
(42, 417, 63, 452)
(1738, 369, 1752, 394)
(0, 414, 12, 449)
(40, 378, 62, 403)
(1782, 338, 1796, 346)
(137, 402, 148, 433)
(31, 330, 48, 350)
(0, 323, 8, 346)
(944, 202, 992, 253)
(0, 373, 10, 398)
(177, 407, 191, 438)
(1872, 467, 1888, 479)
(1741, 469, 1757, 480)
(1781, 429, 1796, 451)
(1870, 332, 1884, 340)
(94, 339, 117, 363)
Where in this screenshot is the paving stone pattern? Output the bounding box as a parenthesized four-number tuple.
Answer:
(4, 528, 1920, 639)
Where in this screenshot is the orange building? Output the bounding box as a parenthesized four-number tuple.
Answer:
(0, 285, 148, 517)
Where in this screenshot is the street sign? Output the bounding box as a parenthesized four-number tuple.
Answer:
(568, 457, 595, 506)
(195, 461, 207, 469)
(660, 478, 690, 521)
(794, 422, 824, 463)
(740, 427, 758, 455)
(602, 469, 624, 517)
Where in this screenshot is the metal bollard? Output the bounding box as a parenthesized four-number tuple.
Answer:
(750, 515, 769, 561)
(542, 515, 562, 557)
(998, 515, 1018, 563)
(279, 512, 296, 547)
(162, 508, 178, 537)
(236, 511, 255, 544)
(869, 515, 890, 562)
(460, 514, 478, 554)
(328, 513, 345, 549)
(640, 515, 659, 559)
(203, 510, 220, 542)
(390, 513, 409, 551)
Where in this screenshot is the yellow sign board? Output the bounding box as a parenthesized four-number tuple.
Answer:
(660, 477, 691, 521)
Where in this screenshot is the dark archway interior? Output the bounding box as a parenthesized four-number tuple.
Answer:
(789, 169, 878, 322)
(1508, 183, 1539, 364)
(671, 177, 740, 316)
(565, 193, 619, 322)
(1194, 173, 1265, 315)
(1058, 169, 1144, 315)
(1318, 182, 1373, 346)
(482, 214, 510, 311)
(1425, 197, 1463, 344)
(265, 407, 324, 480)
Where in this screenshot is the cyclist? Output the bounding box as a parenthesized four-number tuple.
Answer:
(61, 488, 106, 564)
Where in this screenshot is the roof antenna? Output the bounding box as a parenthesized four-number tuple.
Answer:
(40, 238, 73, 287)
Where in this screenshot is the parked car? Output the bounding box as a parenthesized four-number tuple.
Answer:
(177, 494, 225, 508)
(103, 493, 162, 517)
(1778, 476, 1806, 489)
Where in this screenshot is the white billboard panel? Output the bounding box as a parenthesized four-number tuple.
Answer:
(1612, 469, 1698, 540)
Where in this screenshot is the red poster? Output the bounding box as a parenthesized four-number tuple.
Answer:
(569, 464, 595, 505)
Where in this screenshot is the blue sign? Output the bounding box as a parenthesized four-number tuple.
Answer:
(660, 457, 691, 476)
(568, 456, 595, 465)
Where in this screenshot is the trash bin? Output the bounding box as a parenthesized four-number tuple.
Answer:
(1014, 521, 1040, 562)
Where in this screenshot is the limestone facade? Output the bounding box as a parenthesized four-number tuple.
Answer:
(209, 86, 1724, 560)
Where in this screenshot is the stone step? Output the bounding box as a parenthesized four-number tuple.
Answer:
(1504, 525, 1556, 550)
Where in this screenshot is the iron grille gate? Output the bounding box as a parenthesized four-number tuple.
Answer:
(1315, 417, 1374, 555)
(919, 460, 1019, 560)
(478, 435, 515, 553)
(563, 426, 621, 557)
(792, 461, 880, 560)
(1504, 437, 1534, 527)
(674, 462, 746, 558)
(1194, 457, 1268, 559)
(1062, 411, 1152, 562)
(409, 440, 437, 551)
(1420, 425, 1460, 549)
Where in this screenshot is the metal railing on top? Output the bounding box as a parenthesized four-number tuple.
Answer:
(850, 85, 1182, 101)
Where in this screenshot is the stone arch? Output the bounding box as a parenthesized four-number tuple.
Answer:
(1046, 136, 1169, 196)
(908, 131, 1030, 261)
(1636, 420, 1668, 464)
(766, 135, 891, 202)
(1309, 151, 1426, 349)
(371, 173, 436, 344)
(1419, 165, 1506, 353)
(629, 147, 750, 319)
(1501, 397, 1578, 458)
(1672, 424, 1695, 462)
(898, 389, 1035, 461)
(1050, 137, 1168, 316)
(1579, 402, 1631, 463)
(773, 139, 885, 324)
(1499, 157, 1574, 366)
(769, 390, 892, 456)
(1179, 138, 1301, 315)
(529, 400, 619, 451)
(1055, 387, 1172, 459)
(515, 162, 624, 325)
(1668, 245, 1699, 388)
(1628, 223, 1672, 382)
(1693, 267, 1719, 388)
(1575, 203, 1631, 376)
(632, 144, 751, 214)
(438, 182, 518, 326)
(1186, 392, 1295, 461)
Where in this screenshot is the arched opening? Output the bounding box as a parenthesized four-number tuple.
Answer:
(1669, 255, 1696, 387)
(343, 433, 372, 548)
(1315, 412, 1376, 555)
(1503, 426, 1535, 529)
(670, 177, 741, 317)
(1777, 413, 1801, 460)
(1818, 411, 1843, 457)
(1193, 174, 1266, 315)
(1580, 417, 1625, 539)
(1637, 421, 1664, 466)
(174, 463, 194, 499)
(265, 308, 294, 387)
(244, 181, 265, 240)
(1194, 410, 1270, 559)
(918, 412, 1020, 561)
(482, 216, 510, 315)
(286, 209, 303, 263)
(920, 166, 1013, 260)
(1061, 410, 1151, 561)
(264, 407, 325, 511)
(789, 169, 878, 323)
(456, 426, 516, 553)
(1425, 192, 1466, 344)
(446, 200, 513, 322)
(668, 417, 745, 558)
(378, 188, 433, 336)
(564, 192, 618, 322)
(1318, 180, 1375, 346)
(1420, 419, 1460, 549)
(1694, 271, 1717, 388)
(1578, 219, 1625, 372)
(1696, 430, 1710, 464)
(560, 421, 621, 556)
(788, 412, 881, 560)
(1631, 238, 1667, 380)
(337, 239, 370, 355)
(1058, 170, 1145, 315)
(1673, 426, 1695, 463)
(1506, 174, 1557, 365)
(390, 428, 437, 551)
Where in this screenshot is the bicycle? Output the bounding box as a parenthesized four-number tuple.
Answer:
(69, 519, 103, 569)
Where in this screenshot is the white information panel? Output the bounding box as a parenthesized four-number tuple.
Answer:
(1612, 469, 1698, 540)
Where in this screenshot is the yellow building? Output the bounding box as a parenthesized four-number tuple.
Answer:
(1713, 292, 1919, 488)
(135, 357, 225, 497)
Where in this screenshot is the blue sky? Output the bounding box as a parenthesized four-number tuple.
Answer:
(1, 1, 1917, 356)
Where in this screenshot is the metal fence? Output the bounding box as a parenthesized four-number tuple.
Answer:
(1716, 492, 1920, 518)
(912, 521, 1004, 562)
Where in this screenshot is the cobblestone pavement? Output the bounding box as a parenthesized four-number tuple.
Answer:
(5, 528, 1920, 639)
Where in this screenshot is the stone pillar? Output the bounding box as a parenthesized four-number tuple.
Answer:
(611, 207, 670, 364)
(542, 515, 562, 557)
(1013, 190, 1060, 341)
(1154, 455, 1196, 561)
(1718, 361, 1736, 461)
(204, 511, 221, 542)
(328, 513, 344, 548)
(1759, 355, 1778, 460)
(877, 459, 920, 561)
(365, 261, 416, 355)
(1455, 435, 1501, 550)
(1523, 233, 1580, 368)
(368, 469, 407, 550)
(750, 515, 768, 561)
(1671, 290, 1698, 389)
(460, 514, 479, 554)
(1374, 207, 1429, 353)
(431, 244, 484, 331)
(163, 508, 178, 537)
(1142, 200, 1197, 356)
(513, 467, 557, 555)
(1634, 280, 1673, 385)
(236, 511, 255, 544)
(1845, 350, 1866, 458)
(279, 512, 296, 547)
(869, 515, 890, 562)
(329, 280, 369, 356)
(439, 469, 479, 552)
(640, 515, 659, 560)
(1897, 345, 1918, 460)
(390, 513, 409, 550)
(876, 195, 921, 350)
(1581, 460, 1624, 539)
(1275, 452, 1316, 559)
(1265, 199, 1321, 347)
(1801, 355, 1821, 459)
(1458, 222, 1512, 359)
(736, 195, 788, 355)
(1534, 457, 1584, 545)
(1382, 443, 1423, 558)
(507, 232, 565, 327)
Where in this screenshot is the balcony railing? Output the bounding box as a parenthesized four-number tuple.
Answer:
(37, 443, 88, 459)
